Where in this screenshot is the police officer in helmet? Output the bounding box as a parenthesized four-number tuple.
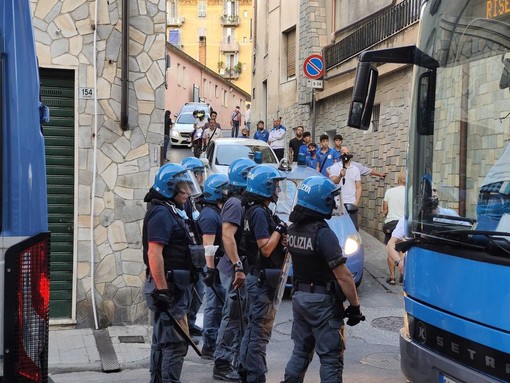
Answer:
(283, 176, 363, 383)
(213, 157, 256, 381)
(238, 164, 287, 383)
(142, 163, 203, 383)
(181, 157, 206, 339)
(196, 173, 230, 358)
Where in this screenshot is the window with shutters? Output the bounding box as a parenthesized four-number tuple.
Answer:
(284, 28, 296, 79)
(198, 0, 206, 17)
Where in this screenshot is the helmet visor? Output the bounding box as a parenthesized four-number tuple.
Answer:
(173, 169, 203, 198)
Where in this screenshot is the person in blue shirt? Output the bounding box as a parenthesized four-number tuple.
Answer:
(298, 131, 312, 157)
(253, 120, 269, 142)
(316, 134, 340, 176)
(305, 142, 319, 170)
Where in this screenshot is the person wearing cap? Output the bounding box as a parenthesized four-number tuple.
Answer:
(253, 120, 269, 143)
(268, 117, 286, 161)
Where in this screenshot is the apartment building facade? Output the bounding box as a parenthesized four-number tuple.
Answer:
(167, 0, 253, 94)
(251, 0, 420, 240)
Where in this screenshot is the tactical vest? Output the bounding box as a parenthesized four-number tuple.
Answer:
(244, 203, 286, 270)
(287, 220, 335, 284)
(142, 201, 194, 271)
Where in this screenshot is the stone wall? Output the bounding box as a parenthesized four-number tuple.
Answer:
(31, 0, 166, 327)
(326, 67, 411, 240)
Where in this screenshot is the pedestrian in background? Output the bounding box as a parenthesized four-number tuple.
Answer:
(306, 142, 318, 169)
(142, 163, 203, 383)
(316, 134, 339, 176)
(253, 120, 269, 142)
(332, 133, 343, 156)
(328, 147, 361, 230)
(382, 170, 406, 243)
(288, 126, 304, 163)
(383, 170, 406, 284)
(298, 131, 312, 157)
(163, 110, 172, 161)
(203, 112, 222, 147)
(268, 118, 286, 161)
(231, 106, 242, 138)
(386, 217, 406, 285)
(283, 176, 363, 383)
(244, 104, 252, 133)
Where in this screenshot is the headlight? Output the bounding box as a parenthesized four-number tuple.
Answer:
(171, 129, 179, 138)
(344, 233, 361, 256)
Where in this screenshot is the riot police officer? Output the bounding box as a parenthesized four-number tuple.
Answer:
(197, 173, 230, 358)
(181, 157, 206, 338)
(213, 157, 256, 381)
(238, 164, 287, 383)
(142, 163, 203, 383)
(283, 176, 364, 383)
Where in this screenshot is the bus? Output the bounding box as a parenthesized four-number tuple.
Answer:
(1, 0, 51, 382)
(347, 1, 510, 382)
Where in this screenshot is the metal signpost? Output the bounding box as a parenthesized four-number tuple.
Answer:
(303, 54, 324, 140)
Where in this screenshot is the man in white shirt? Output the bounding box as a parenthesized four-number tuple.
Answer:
(267, 118, 286, 161)
(328, 147, 361, 230)
(382, 170, 406, 243)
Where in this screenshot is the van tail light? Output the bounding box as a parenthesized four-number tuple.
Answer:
(4, 232, 51, 383)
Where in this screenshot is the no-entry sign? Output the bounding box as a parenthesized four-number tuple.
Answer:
(303, 54, 324, 80)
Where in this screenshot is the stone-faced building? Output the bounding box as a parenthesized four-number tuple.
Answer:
(251, 0, 420, 240)
(31, 0, 166, 327)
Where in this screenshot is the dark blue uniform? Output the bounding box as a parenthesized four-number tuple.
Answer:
(283, 219, 347, 383)
(214, 195, 246, 374)
(197, 204, 226, 354)
(143, 201, 196, 383)
(239, 204, 285, 383)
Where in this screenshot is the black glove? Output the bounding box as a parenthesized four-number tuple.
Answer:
(203, 267, 217, 287)
(345, 305, 365, 327)
(154, 289, 172, 311)
(274, 222, 287, 235)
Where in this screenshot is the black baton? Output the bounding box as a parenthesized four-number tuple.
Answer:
(165, 309, 202, 357)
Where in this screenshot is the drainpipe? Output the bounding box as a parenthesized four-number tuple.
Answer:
(121, 0, 129, 130)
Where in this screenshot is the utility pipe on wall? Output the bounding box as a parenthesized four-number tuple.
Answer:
(120, 0, 129, 130)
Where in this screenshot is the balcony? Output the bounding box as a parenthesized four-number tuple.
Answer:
(220, 38, 240, 52)
(167, 16, 185, 27)
(221, 15, 240, 26)
(324, 0, 420, 70)
(220, 68, 240, 80)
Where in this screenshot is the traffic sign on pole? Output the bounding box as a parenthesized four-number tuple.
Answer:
(303, 54, 324, 80)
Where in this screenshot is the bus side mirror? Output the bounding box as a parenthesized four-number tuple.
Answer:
(348, 62, 378, 130)
(417, 70, 436, 136)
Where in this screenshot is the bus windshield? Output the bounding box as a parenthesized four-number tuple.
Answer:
(408, 0, 510, 248)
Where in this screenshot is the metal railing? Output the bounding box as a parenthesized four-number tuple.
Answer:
(324, 0, 421, 70)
